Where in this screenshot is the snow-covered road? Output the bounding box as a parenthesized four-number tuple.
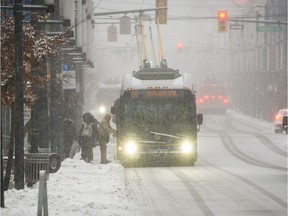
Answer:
(2, 111, 287, 216)
(125, 111, 287, 215)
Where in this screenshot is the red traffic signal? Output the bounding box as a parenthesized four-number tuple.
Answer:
(177, 41, 183, 49)
(177, 41, 183, 53)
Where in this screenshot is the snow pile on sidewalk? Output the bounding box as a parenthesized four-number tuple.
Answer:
(1, 142, 132, 216)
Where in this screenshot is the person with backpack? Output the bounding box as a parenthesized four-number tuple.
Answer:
(98, 114, 117, 164)
(78, 113, 99, 163)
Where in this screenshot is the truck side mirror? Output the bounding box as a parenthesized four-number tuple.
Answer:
(283, 116, 288, 127)
(197, 113, 203, 125)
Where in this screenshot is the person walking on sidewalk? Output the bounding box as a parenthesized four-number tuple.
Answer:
(98, 114, 117, 164)
(78, 113, 99, 163)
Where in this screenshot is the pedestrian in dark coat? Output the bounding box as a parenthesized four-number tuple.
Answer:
(78, 113, 99, 163)
(63, 118, 77, 159)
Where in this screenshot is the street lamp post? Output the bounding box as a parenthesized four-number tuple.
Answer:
(75, 61, 85, 130)
(46, 0, 65, 156)
(14, 0, 25, 190)
(30, 0, 50, 153)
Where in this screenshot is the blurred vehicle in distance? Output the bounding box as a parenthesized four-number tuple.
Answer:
(274, 108, 288, 133)
(196, 81, 230, 114)
(93, 81, 121, 119)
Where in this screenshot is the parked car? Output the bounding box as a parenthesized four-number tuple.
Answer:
(274, 108, 288, 133)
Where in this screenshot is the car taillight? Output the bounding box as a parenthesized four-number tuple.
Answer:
(198, 98, 204, 104)
(275, 115, 280, 120)
(223, 99, 228, 104)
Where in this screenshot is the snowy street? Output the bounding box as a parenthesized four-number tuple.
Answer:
(1, 0, 287, 215)
(125, 110, 287, 215)
(1, 111, 287, 216)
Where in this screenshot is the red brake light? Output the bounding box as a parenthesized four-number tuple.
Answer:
(275, 115, 280, 120)
(177, 41, 183, 49)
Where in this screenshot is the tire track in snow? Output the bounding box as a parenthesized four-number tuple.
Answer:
(200, 158, 287, 209)
(226, 116, 287, 157)
(203, 116, 286, 171)
(125, 168, 176, 216)
(220, 133, 286, 171)
(204, 123, 286, 171)
(170, 169, 215, 216)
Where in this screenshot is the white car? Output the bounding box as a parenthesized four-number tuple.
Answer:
(274, 108, 288, 133)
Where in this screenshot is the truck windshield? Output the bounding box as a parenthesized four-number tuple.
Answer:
(121, 98, 196, 136)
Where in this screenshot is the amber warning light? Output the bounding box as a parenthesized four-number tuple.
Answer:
(217, 11, 228, 33)
(218, 11, 227, 20)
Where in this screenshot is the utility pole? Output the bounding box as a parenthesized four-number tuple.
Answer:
(75, 62, 85, 130)
(30, 0, 50, 153)
(14, 0, 25, 190)
(49, 0, 64, 155)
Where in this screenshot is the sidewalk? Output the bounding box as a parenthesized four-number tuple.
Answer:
(1, 140, 132, 216)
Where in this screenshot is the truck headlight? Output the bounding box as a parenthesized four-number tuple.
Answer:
(124, 141, 137, 154)
(181, 140, 193, 153)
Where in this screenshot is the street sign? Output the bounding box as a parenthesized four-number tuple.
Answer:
(256, 26, 283, 32)
(230, 24, 244, 30)
(63, 64, 69, 71)
(62, 70, 76, 89)
(62, 64, 76, 90)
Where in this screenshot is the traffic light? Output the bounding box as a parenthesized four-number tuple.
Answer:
(217, 11, 228, 33)
(177, 41, 183, 53)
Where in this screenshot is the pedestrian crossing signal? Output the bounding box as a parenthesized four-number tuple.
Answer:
(217, 11, 228, 33)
